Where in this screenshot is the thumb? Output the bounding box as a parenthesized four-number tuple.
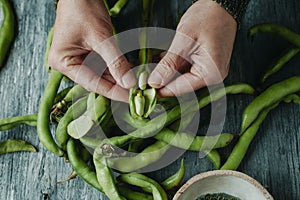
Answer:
(93, 36, 136, 88)
(148, 52, 189, 88)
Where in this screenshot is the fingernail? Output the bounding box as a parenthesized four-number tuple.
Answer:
(148, 72, 162, 88)
(122, 71, 136, 88)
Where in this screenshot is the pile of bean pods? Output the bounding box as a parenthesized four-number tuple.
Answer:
(28, 70, 254, 200)
(1, 0, 300, 199)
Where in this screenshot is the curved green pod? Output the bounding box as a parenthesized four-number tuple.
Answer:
(241, 76, 300, 133)
(0, 139, 36, 154)
(0, 0, 15, 68)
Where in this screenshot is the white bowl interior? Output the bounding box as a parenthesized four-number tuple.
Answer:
(173, 170, 273, 200)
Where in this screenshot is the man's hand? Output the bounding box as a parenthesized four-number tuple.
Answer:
(48, 0, 136, 102)
(148, 0, 237, 97)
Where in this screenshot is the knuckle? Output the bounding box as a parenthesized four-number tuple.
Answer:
(160, 56, 178, 72)
(157, 63, 174, 78)
(109, 56, 130, 77)
(110, 56, 128, 70)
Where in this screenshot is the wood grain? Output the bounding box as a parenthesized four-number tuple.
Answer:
(0, 0, 299, 199)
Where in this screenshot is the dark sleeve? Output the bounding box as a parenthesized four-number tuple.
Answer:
(211, 0, 250, 26)
(54, 0, 58, 8)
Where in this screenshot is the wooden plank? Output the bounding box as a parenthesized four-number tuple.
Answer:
(0, 0, 299, 199)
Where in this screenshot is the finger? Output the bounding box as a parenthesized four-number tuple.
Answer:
(58, 63, 129, 102)
(148, 52, 189, 88)
(93, 37, 136, 89)
(157, 73, 204, 97)
(94, 79, 129, 102)
(158, 63, 224, 97)
(159, 51, 191, 74)
(148, 30, 196, 88)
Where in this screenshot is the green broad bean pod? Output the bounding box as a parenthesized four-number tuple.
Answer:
(56, 96, 88, 150)
(66, 138, 103, 192)
(0, 114, 37, 131)
(117, 173, 168, 200)
(107, 141, 169, 172)
(63, 84, 88, 103)
(261, 47, 300, 83)
(109, 0, 128, 17)
(0, 0, 15, 68)
(154, 130, 234, 151)
(206, 150, 221, 170)
(249, 23, 300, 48)
(53, 86, 73, 104)
(85, 93, 110, 122)
(196, 83, 255, 110)
(67, 94, 109, 139)
(241, 76, 300, 133)
(79, 135, 103, 150)
(0, 139, 36, 154)
(52, 85, 88, 118)
(129, 87, 157, 119)
(37, 70, 64, 156)
(161, 159, 185, 190)
(118, 185, 154, 200)
(94, 148, 125, 200)
(221, 103, 279, 170)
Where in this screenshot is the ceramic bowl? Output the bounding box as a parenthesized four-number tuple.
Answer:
(173, 170, 273, 200)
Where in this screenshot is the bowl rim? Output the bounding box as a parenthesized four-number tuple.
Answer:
(173, 170, 274, 200)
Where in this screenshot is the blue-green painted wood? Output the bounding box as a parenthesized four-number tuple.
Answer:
(0, 0, 299, 199)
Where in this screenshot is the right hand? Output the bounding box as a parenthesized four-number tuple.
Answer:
(48, 0, 136, 102)
(148, 0, 237, 97)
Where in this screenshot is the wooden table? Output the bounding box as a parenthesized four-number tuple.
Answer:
(0, 0, 299, 199)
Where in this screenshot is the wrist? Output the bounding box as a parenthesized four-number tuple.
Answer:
(193, 0, 249, 27)
(213, 0, 249, 26)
